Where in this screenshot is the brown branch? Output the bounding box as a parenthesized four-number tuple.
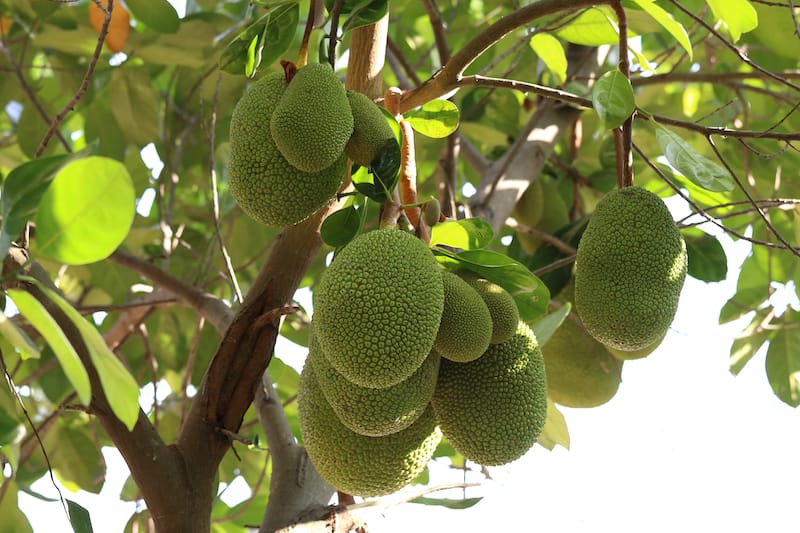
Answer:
(505, 218, 578, 255)
(422, 0, 451, 64)
(631, 70, 800, 86)
(610, 1, 633, 188)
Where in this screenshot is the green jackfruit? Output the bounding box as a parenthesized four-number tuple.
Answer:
(606, 330, 666, 360)
(542, 315, 623, 408)
(298, 361, 442, 497)
(457, 271, 519, 344)
(434, 271, 493, 363)
(575, 186, 687, 351)
(309, 333, 440, 437)
(513, 179, 569, 254)
(431, 322, 548, 466)
(313, 229, 444, 388)
(345, 90, 396, 168)
(270, 63, 354, 173)
(228, 72, 346, 226)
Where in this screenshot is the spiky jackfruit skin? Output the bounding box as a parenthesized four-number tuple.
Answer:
(298, 361, 442, 497)
(345, 90, 396, 168)
(270, 63, 354, 173)
(228, 72, 346, 226)
(431, 322, 548, 466)
(606, 330, 666, 360)
(542, 316, 623, 408)
(434, 271, 493, 363)
(309, 332, 440, 437)
(457, 271, 519, 344)
(574, 186, 687, 351)
(313, 229, 444, 388)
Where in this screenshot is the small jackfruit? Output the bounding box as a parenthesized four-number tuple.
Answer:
(228, 72, 346, 226)
(542, 315, 623, 408)
(574, 186, 687, 351)
(513, 179, 569, 254)
(345, 90, 397, 168)
(434, 271, 493, 363)
(457, 271, 519, 344)
(313, 229, 444, 388)
(431, 322, 548, 466)
(606, 330, 666, 360)
(270, 63, 354, 173)
(309, 332, 440, 437)
(298, 361, 442, 497)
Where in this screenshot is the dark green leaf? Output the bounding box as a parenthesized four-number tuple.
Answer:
(325, 0, 389, 31)
(107, 70, 161, 146)
(683, 229, 728, 282)
(405, 100, 460, 138)
(429, 219, 494, 250)
(34, 156, 135, 265)
(0, 405, 23, 447)
(592, 69, 634, 130)
(370, 137, 401, 193)
(654, 124, 734, 192)
(411, 496, 483, 509)
(765, 311, 800, 407)
(321, 205, 361, 248)
(219, 3, 299, 76)
(351, 164, 392, 202)
(125, 0, 180, 33)
(67, 499, 94, 533)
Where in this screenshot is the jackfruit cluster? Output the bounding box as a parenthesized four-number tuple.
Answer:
(298, 228, 545, 497)
(574, 186, 687, 352)
(228, 63, 397, 227)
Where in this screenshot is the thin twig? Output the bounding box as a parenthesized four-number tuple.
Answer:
(327, 0, 344, 68)
(610, 1, 633, 187)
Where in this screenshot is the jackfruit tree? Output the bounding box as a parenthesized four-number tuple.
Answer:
(0, 1, 798, 532)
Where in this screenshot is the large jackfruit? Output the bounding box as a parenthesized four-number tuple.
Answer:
(309, 332, 440, 437)
(228, 72, 346, 227)
(574, 186, 687, 351)
(270, 63, 354, 173)
(433, 271, 493, 363)
(457, 270, 519, 344)
(313, 229, 444, 388)
(345, 90, 397, 168)
(431, 322, 548, 466)
(298, 361, 442, 497)
(606, 330, 666, 360)
(542, 315, 623, 408)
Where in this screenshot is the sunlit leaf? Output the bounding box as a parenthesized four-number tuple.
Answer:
(0, 310, 40, 359)
(729, 312, 773, 375)
(537, 398, 570, 450)
(429, 219, 494, 250)
(529, 33, 567, 84)
(6, 289, 91, 405)
(654, 124, 734, 192)
(555, 6, 620, 45)
(707, 0, 758, 42)
(34, 156, 135, 265)
(765, 312, 800, 407)
(405, 100, 460, 138)
(0, 481, 33, 532)
(592, 70, 635, 129)
(125, 0, 180, 33)
(631, 0, 692, 60)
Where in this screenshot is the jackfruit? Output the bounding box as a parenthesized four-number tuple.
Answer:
(606, 330, 666, 360)
(574, 186, 687, 351)
(513, 179, 569, 254)
(457, 270, 519, 344)
(270, 63, 354, 173)
(542, 315, 623, 408)
(345, 90, 397, 168)
(309, 332, 440, 437)
(431, 322, 548, 466)
(313, 229, 444, 388)
(298, 361, 442, 497)
(228, 72, 346, 226)
(434, 271, 493, 363)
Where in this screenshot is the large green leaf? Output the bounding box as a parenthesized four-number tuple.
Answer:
(6, 289, 91, 405)
(429, 218, 494, 250)
(630, 0, 692, 60)
(125, 0, 180, 33)
(654, 124, 734, 192)
(34, 156, 135, 265)
(529, 33, 567, 84)
(682, 228, 728, 282)
(555, 6, 621, 45)
(219, 3, 299, 76)
(320, 205, 361, 248)
(405, 100, 460, 139)
(592, 70, 635, 130)
(765, 311, 800, 407)
(707, 0, 758, 42)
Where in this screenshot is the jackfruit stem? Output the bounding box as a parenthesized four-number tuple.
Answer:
(280, 60, 297, 84)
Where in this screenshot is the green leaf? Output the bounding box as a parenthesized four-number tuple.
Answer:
(537, 398, 570, 450)
(34, 156, 135, 265)
(682, 229, 728, 282)
(321, 205, 361, 248)
(107, 70, 160, 146)
(707, 0, 758, 42)
(125, 0, 180, 33)
(67, 499, 94, 533)
(0, 481, 33, 533)
(429, 219, 494, 250)
(531, 303, 571, 348)
(411, 496, 483, 509)
(529, 33, 567, 84)
(0, 405, 24, 448)
(654, 124, 734, 192)
(36, 282, 140, 431)
(0, 154, 70, 258)
(631, 0, 692, 60)
(592, 70, 635, 130)
(50, 422, 105, 493)
(405, 100, 460, 139)
(729, 313, 773, 375)
(555, 6, 620, 45)
(6, 289, 91, 405)
(434, 248, 549, 321)
(764, 313, 800, 407)
(324, 0, 389, 32)
(219, 3, 299, 76)
(370, 137, 401, 193)
(719, 286, 768, 324)
(0, 309, 40, 359)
